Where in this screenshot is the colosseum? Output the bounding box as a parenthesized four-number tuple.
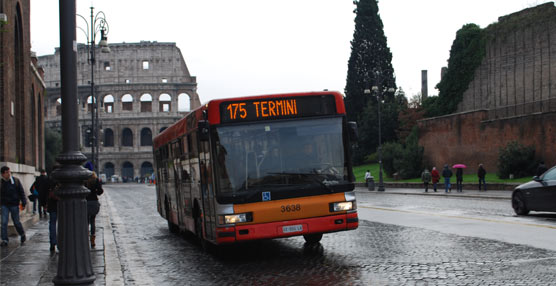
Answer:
(39, 41, 201, 181)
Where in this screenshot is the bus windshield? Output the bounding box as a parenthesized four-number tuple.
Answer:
(214, 117, 349, 195)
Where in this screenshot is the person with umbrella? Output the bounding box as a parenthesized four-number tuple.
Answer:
(453, 164, 466, 192)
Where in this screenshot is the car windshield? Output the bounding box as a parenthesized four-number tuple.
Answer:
(213, 117, 348, 194)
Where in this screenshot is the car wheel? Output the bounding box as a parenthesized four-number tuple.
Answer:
(303, 233, 323, 244)
(512, 192, 529, 215)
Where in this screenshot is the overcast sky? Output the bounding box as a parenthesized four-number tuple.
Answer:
(30, 0, 548, 104)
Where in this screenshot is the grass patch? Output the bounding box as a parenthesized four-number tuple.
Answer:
(353, 163, 532, 184)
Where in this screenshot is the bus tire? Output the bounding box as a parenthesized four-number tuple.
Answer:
(195, 215, 208, 251)
(165, 199, 179, 234)
(303, 233, 323, 244)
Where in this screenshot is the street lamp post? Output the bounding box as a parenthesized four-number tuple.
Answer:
(77, 6, 110, 173)
(365, 82, 395, 192)
(52, 1, 95, 284)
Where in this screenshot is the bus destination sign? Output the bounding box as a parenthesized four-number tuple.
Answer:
(220, 95, 336, 123)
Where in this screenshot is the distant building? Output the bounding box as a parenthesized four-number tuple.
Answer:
(0, 0, 46, 186)
(39, 41, 201, 180)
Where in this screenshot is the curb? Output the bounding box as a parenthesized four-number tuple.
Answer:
(354, 182, 519, 191)
(367, 191, 510, 200)
(101, 191, 125, 286)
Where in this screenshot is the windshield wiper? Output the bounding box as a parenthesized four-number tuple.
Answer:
(269, 172, 334, 193)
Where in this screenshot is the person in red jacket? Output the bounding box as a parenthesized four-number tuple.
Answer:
(431, 167, 440, 192)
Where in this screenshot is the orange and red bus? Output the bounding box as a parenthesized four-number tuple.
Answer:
(152, 91, 358, 245)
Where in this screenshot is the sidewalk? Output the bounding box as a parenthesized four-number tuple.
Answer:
(354, 186, 513, 200)
(0, 194, 123, 286)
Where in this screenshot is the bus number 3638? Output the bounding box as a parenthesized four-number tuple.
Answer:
(281, 204, 301, 213)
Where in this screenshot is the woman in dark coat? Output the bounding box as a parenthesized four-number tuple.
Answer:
(455, 168, 463, 193)
(85, 172, 103, 248)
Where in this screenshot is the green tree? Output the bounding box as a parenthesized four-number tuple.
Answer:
(394, 126, 424, 179)
(381, 141, 403, 177)
(497, 141, 537, 179)
(344, 0, 400, 163)
(424, 23, 486, 117)
(381, 126, 424, 179)
(45, 127, 62, 173)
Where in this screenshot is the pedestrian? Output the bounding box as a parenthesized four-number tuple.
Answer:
(431, 167, 440, 192)
(47, 182, 60, 251)
(85, 171, 104, 248)
(442, 164, 453, 193)
(455, 167, 463, 192)
(33, 169, 51, 218)
(365, 170, 372, 187)
(28, 182, 39, 215)
(0, 166, 27, 246)
(477, 164, 487, 191)
(421, 168, 431, 192)
(536, 161, 548, 177)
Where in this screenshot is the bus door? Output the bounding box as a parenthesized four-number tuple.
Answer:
(178, 135, 193, 229)
(199, 136, 216, 241)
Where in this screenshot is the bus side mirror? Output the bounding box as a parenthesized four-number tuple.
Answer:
(198, 120, 210, 141)
(348, 121, 358, 142)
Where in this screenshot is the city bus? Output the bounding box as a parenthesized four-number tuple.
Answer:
(152, 91, 358, 246)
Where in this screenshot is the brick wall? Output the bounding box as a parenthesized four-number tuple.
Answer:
(418, 110, 556, 174)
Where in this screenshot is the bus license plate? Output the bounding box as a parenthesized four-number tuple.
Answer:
(282, 224, 303, 233)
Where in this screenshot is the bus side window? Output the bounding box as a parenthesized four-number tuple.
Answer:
(181, 136, 188, 159)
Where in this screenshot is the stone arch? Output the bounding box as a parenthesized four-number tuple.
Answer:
(121, 94, 133, 111)
(87, 95, 96, 113)
(122, 128, 133, 146)
(140, 161, 154, 177)
(103, 94, 114, 113)
(140, 127, 153, 146)
(159, 93, 171, 112)
(178, 93, 190, 111)
(140, 93, 152, 112)
(56, 98, 62, 116)
(104, 128, 114, 147)
(122, 161, 134, 181)
(104, 162, 115, 178)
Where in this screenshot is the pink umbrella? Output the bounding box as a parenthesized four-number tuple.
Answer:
(452, 164, 466, 169)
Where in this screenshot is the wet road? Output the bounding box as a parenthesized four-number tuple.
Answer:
(104, 184, 556, 285)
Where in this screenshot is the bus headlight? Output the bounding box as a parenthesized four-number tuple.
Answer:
(330, 201, 355, 212)
(219, 212, 253, 224)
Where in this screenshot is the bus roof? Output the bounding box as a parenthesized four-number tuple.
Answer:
(153, 91, 345, 150)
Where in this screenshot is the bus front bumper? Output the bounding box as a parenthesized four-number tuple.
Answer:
(215, 212, 358, 244)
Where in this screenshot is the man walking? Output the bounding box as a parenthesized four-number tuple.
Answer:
(33, 169, 51, 218)
(1, 166, 27, 246)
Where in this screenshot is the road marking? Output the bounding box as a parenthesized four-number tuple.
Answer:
(360, 205, 556, 230)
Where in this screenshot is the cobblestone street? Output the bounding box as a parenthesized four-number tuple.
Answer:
(2, 184, 556, 285)
(104, 184, 556, 285)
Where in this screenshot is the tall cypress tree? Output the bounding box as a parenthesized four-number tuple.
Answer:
(344, 0, 398, 163)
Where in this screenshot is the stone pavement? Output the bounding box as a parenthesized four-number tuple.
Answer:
(0, 194, 123, 286)
(0, 185, 512, 286)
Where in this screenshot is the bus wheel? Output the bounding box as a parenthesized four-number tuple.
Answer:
(303, 233, 323, 244)
(195, 216, 208, 250)
(166, 200, 179, 234)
